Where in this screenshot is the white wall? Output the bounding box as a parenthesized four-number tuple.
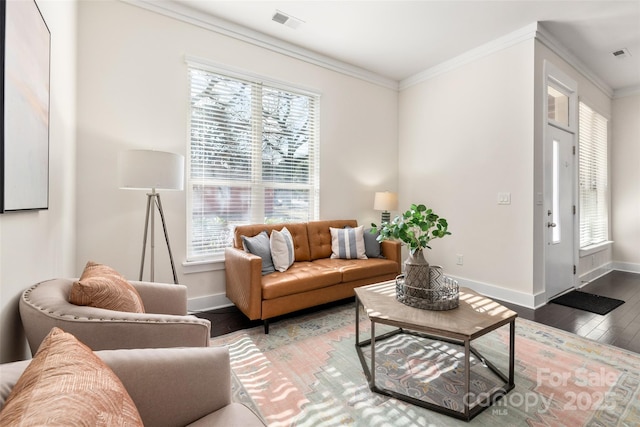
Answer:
(398, 33, 617, 307)
(398, 39, 536, 304)
(75, 0, 398, 305)
(0, 0, 77, 363)
(1, 2, 631, 361)
(612, 93, 640, 272)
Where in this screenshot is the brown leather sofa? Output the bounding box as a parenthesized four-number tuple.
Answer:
(225, 220, 401, 333)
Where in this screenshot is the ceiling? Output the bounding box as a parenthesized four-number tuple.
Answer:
(171, 0, 640, 93)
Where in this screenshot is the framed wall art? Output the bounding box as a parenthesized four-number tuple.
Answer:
(0, 0, 51, 213)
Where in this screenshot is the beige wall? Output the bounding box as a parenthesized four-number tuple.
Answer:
(399, 39, 536, 304)
(612, 93, 640, 271)
(0, 0, 77, 363)
(75, 0, 399, 305)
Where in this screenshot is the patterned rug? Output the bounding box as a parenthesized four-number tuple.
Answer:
(210, 302, 640, 426)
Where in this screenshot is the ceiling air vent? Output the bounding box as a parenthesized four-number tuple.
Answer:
(271, 10, 304, 29)
(611, 48, 631, 59)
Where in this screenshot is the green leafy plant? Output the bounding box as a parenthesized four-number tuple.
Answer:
(371, 204, 451, 255)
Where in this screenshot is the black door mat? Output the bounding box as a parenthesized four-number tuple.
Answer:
(550, 290, 624, 315)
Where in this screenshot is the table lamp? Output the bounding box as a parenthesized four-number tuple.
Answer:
(374, 191, 398, 224)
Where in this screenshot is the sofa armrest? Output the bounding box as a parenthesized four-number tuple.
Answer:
(381, 240, 402, 274)
(130, 281, 187, 315)
(224, 247, 263, 320)
(97, 347, 231, 427)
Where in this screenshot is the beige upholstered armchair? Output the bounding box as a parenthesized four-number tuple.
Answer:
(0, 346, 265, 426)
(19, 278, 211, 355)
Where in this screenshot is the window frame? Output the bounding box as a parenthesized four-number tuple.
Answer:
(578, 101, 610, 250)
(185, 58, 320, 263)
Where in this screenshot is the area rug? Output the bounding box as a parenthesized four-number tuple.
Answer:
(210, 302, 640, 426)
(550, 290, 625, 315)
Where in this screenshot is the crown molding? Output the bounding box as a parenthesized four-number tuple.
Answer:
(534, 22, 613, 98)
(400, 22, 615, 99)
(613, 85, 640, 99)
(121, 1, 622, 98)
(400, 23, 540, 91)
(121, 0, 398, 90)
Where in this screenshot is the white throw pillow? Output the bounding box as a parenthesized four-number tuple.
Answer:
(330, 225, 368, 260)
(270, 227, 295, 272)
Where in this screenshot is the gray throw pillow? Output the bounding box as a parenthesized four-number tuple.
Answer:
(242, 231, 276, 275)
(364, 228, 384, 258)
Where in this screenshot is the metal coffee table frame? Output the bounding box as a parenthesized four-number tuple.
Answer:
(354, 282, 516, 421)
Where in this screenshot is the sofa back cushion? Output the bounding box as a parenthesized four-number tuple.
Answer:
(234, 223, 311, 262)
(307, 220, 358, 260)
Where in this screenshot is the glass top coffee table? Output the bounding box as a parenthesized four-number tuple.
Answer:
(354, 280, 517, 421)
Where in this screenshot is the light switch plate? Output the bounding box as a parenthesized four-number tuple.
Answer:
(498, 192, 511, 205)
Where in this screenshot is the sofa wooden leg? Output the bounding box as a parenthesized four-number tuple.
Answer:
(264, 320, 269, 334)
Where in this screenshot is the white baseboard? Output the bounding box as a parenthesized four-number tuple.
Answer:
(578, 262, 614, 287)
(612, 261, 640, 274)
(189, 265, 639, 314)
(187, 293, 233, 314)
(446, 275, 543, 309)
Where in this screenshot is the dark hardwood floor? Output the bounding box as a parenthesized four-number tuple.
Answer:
(196, 270, 640, 354)
(498, 270, 640, 354)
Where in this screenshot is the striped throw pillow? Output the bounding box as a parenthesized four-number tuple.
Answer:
(330, 226, 368, 260)
(270, 227, 295, 272)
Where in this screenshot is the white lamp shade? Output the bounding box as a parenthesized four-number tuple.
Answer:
(374, 192, 398, 211)
(118, 150, 185, 191)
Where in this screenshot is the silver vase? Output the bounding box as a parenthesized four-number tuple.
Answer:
(404, 249, 430, 296)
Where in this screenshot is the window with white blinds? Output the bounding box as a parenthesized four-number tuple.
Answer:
(187, 65, 320, 261)
(578, 102, 608, 248)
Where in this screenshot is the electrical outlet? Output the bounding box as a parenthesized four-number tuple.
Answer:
(456, 254, 464, 265)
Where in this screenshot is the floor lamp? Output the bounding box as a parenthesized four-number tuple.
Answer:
(118, 149, 184, 284)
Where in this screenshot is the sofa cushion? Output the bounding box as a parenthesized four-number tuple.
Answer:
(187, 403, 266, 427)
(330, 225, 367, 260)
(307, 220, 358, 260)
(69, 261, 145, 313)
(234, 223, 311, 262)
(270, 227, 295, 272)
(261, 262, 342, 300)
(242, 231, 276, 275)
(0, 327, 143, 426)
(313, 258, 400, 282)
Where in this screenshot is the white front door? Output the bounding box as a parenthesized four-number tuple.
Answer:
(544, 124, 575, 299)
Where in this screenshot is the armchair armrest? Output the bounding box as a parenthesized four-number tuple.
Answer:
(19, 279, 211, 354)
(130, 281, 188, 315)
(224, 247, 263, 320)
(381, 240, 402, 274)
(97, 347, 231, 427)
(0, 360, 30, 410)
